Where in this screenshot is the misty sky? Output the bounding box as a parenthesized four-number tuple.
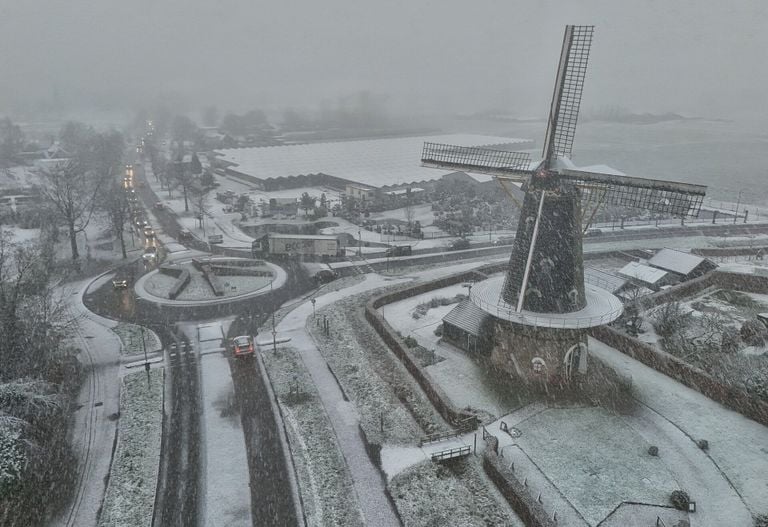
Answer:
(1, 0, 767, 120)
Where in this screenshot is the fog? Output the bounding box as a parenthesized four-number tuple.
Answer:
(1, 0, 767, 122)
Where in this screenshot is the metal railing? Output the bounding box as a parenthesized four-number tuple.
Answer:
(431, 445, 471, 462)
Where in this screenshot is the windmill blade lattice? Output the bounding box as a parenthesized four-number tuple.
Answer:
(562, 168, 707, 217)
(542, 25, 594, 164)
(421, 143, 532, 179)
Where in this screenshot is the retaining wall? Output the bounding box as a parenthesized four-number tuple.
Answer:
(482, 435, 557, 527)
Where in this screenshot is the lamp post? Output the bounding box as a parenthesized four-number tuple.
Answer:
(358, 230, 362, 257)
(270, 279, 277, 353)
(141, 326, 150, 386)
(734, 189, 744, 224)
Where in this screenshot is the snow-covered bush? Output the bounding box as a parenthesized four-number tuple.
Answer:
(740, 319, 768, 347)
(403, 335, 418, 348)
(648, 445, 659, 456)
(433, 324, 443, 337)
(755, 513, 768, 527)
(720, 327, 741, 354)
(697, 439, 709, 451)
(670, 489, 690, 511)
(0, 423, 24, 498)
(651, 302, 692, 339)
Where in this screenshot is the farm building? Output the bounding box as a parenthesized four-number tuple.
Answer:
(618, 261, 676, 291)
(647, 248, 717, 280)
(252, 233, 342, 259)
(213, 134, 532, 191)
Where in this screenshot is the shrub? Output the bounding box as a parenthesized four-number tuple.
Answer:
(755, 513, 768, 527)
(720, 327, 741, 354)
(741, 319, 768, 347)
(434, 324, 443, 337)
(648, 445, 659, 456)
(651, 302, 692, 339)
(697, 439, 709, 451)
(403, 335, 418, 348)
(670, 490, 690, 511)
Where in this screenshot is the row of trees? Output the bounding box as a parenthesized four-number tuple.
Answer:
(38, 123, 125, 262)
(0, 230, 80, 523)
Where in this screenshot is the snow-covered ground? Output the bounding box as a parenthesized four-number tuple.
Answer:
(590, 337, 767, 523)
(97, 369, 163, 527)
(179, 320, 253, 527)
(143, 269, 272, 300)
(112, 322, 162, 356)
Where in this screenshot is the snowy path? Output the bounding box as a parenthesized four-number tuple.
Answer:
(276, 276, 407, 527)
(590, 338, 765, 525)
(51, 281, 122, 527)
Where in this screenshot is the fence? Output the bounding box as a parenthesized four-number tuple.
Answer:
(430, 445, 471, 462)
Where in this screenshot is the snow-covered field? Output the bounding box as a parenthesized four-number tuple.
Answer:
(514, 406, 678, 525)
(98, 369, 163, 527)
(590, 338, 764, 525)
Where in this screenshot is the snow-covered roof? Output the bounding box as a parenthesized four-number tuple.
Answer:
(647, 248, 707, 276)
(618, 261, 669, 285)
(214, 134, 532, 189)
(384, 187, 424, 196)
(442, 299, 491, 337)
(268, 234, 339, 241)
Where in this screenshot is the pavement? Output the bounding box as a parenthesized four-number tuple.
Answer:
(50, 279, 123, 527)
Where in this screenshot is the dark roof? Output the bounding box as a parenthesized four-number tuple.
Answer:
(442, 300, 491, 337)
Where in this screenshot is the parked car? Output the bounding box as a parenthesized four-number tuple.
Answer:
(493, 236, 515, 246)
(585, 228, 603, 237)
(448, 238, 471, 250)
(154, 201, 164, 210)
(231, 335, 255, 358)
(313, 269, 338, 284)
(385, 245, 412, 257)
(178, 229, 193, 241)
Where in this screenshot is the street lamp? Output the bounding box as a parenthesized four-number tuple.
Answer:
(141, 326, 150, 386)
(734, 189, 744, 224)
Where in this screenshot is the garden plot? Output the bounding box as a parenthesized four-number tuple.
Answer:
(380, 283, 522, 419)
(389, 458, 524, 527)
(98, 369, 163, 527)
(261, 345, 364, 527)
(310, 295, 447, 444)
(514, 406, 679, 526)
(112, 323, 161, 356)
(644, 289, 768, 398)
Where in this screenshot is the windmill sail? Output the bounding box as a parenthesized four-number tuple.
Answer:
(421, 142, 532, 178)
(561, 168, 707, 217)
(541, 25, 594, 166)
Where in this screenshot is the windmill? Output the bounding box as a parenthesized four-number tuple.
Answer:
(426, 25, 707, 383)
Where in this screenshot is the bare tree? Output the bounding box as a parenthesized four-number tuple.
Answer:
(102, 180, 131, 258)
(191, 184, 209, 234)
(39, 161, 105, 261)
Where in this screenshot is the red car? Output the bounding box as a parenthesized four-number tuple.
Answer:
(231, 336, 254, 358)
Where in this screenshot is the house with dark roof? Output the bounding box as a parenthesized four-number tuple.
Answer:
(441, 300, 494, 354)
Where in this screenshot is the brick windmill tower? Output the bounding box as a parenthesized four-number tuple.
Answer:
(423, 25, 707, 385)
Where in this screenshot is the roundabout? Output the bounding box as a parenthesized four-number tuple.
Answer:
(134, 257, 287, 307)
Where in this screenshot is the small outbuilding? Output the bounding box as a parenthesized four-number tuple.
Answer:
(647, 248, 717, 280)
(618, 261, 675, 291)
(441, 300, 494, 354)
